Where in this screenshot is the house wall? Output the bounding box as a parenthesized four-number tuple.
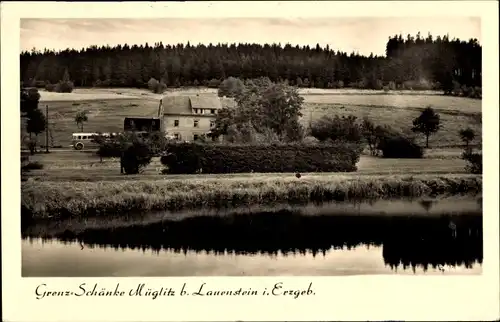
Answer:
(163, 114, 217, 141)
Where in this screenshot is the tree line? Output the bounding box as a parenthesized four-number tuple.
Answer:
(21, 32, 481, 91)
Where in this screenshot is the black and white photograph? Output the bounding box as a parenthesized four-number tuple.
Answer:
(3, 1, 499, 321)
(19, 15, 485, 276)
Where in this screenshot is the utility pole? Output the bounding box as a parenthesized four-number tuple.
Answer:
(45, 105, 49, 153)
(309, 109, 313, 131)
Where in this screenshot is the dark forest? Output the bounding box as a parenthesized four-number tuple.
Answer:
(20, 33, 481, 91)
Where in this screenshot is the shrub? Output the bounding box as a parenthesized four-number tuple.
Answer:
(310, 115, 363, 143)
(147, 131, 171, 155)
(24, 138, 38, 155)
(155, 82, 167, 94)
(459, 128, 476, 148)
(461, 85, 471, 97)
(218, 77, 245, 98)
(472, 87, 482, 99)
(121, 141, 152, 174)
(462, 149, 482, 174)
(402, 79, 434, 91)
(459, 85, 482, 99)
(371, 124, 423, 158)
(21, 87, 41, 116)
(160, 142, 363, 174)
(96, 140, 122, 159)
(147, 78, 167, 94)
(55, 69, 75, 92)
(225, 123, 285, 144)
(377, 133, 423, 158)
(373, 79, 384, 90)
(45, 83, 56, 92)
(452, 80, 462, 96)
(55, 80, 74, 93)
(96, 132, 161, 172)
(361, 117, 378, 156)
(207, 79, 222, 88)
(160, 144, 203, 174)
(147, 78, 159, 91)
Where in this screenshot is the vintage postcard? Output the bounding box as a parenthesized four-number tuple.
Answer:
(2, 1, 499, 321)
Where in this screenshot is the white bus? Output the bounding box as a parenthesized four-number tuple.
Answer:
(70, 132, 118, 150)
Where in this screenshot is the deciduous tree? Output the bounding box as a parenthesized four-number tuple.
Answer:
(459, 127, 475, 149)
(411, 106, 441, 148)
(75, 110, 89, 131)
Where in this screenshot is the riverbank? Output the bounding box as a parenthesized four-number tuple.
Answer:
(23, 195, 482, 238)
(21, 174, 482, 220)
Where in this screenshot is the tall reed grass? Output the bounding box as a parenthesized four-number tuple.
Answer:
(21, 174, 482, 220)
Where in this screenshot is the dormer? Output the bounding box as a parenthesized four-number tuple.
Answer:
(189, 96, 222, 116)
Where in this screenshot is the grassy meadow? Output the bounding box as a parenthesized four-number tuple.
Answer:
(22, 173, 482, 220)
(301, 94, 481, 148)
(24, 87, 482, 149)
(25, 149, 470, 182)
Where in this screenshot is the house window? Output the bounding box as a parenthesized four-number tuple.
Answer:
(193, 134, 199, 141)
(210, 109, 216, 114)
(174, 120, 179, 127)
(210, 121, 215, 128)
(174, 133, 180, 140)
(194, 120, 199, 128)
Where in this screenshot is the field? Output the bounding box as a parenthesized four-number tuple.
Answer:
(24, 148, 470, 182)
(24, 87, 482, 149)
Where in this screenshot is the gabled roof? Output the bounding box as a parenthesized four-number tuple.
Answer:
(161, 96, 192, 115)
(190, 95, 222, 110)
(161, 95, 224, 116)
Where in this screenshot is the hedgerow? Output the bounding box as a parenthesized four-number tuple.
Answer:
(160, 142, 363, 174)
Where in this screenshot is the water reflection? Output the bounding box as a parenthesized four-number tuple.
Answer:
(22, 201, 482, 276)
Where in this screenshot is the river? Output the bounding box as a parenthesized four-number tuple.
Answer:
(22, 197, 482, 277)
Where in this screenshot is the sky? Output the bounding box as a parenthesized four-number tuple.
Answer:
(20, 17, 481, 57)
